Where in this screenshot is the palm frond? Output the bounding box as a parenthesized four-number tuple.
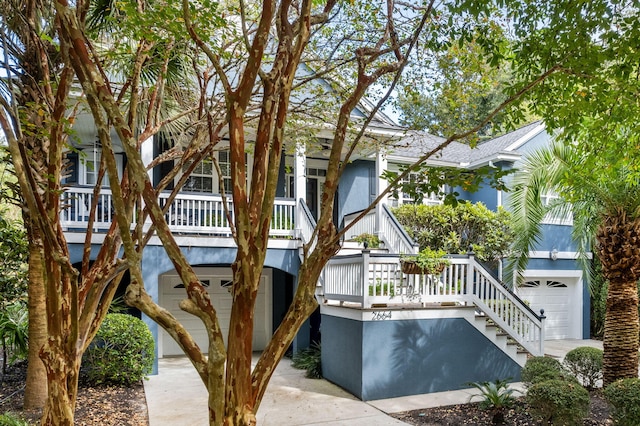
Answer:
(506, 143, 567, 284)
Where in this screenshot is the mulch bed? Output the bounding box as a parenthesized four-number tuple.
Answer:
(391, 391, 612, 425)
(1, 360, 148, 425)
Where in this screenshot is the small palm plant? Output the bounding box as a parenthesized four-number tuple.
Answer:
(468, 379, 517, 424)
(0, 302, 29, 374)
(291, 342, 322, 379)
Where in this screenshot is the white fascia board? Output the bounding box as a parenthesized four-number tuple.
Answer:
(522, 269, 584, 279)
(384, 154, 463, 168)
(528, 250, 593, 260)
(504, 123, 546, 152)
(311, 120, 406, 139)
(466, 152, 522, 169)
(365, 126, 408, 138)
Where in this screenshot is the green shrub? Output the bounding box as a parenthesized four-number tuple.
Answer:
(391, 203, 513, 262)
(368, 280, 396, 297)
(0, 214, 28, 308)
(604, 378, 640, 426)
(0, 302, 29, 368)
(563, 346, 603, 390)
(0, 412, 29, 426)
(351, 233, 380, 248)
(291, 342, 322, 379)
(468, 379, 517, 424)
(526, 379, 589, 425)
(521, 356, 565, 387)
(82, 313, 154, 386)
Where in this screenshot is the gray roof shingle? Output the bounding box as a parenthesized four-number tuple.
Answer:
(388, 121, 544, 166)
(388, 131, 472, 165)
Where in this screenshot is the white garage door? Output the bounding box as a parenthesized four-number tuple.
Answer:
(160, 267, 272, 357)
(517, 276, 581, 340)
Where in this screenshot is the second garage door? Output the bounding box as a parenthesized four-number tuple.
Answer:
(517, 276, 581, 340)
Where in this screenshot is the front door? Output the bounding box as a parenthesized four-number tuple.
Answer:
(306, 178, 320, 220)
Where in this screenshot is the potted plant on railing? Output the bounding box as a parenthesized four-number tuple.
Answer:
(351, 232, 380, 249)
(401, 247, 450, 274)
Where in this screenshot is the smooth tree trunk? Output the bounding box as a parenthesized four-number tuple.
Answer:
(23, 219, 48, 410)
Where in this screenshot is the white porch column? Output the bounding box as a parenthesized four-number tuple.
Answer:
(140, 136, 154, 228)
(295, 143, 307, 237)
(375, 149, 388, 235)
(140, 136, 155, 182)
(295, 143, 306, 203)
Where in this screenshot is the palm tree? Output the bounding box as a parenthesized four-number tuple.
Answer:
(508, 139, 640, 386)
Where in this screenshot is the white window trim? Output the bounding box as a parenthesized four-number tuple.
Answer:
(387, 163, 445, 207)
(540, 191, 573, 225)
(180, 150, 251, 194)
(79, 148, 123, 186)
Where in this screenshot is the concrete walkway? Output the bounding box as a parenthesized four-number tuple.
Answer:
(144, 339, 603, 426)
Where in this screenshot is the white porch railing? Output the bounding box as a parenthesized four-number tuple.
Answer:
(61, 186, 297, 238)
(60, 187, 120, 230)
(322, 252, 545, 356)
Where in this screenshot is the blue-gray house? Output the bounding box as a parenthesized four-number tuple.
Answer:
(61, 116, 589, 401)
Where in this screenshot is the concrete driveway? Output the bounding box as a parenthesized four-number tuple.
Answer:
(144, 356, 407, 426)
(144, 339, 604, 425)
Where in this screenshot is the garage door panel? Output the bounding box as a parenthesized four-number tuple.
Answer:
(160, 270, 272, 357)
(518, 277, 579, 340)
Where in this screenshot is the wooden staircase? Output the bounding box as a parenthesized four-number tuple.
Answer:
(472, 312, 529, 366)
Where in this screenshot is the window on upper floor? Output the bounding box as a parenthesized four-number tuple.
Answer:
(541, 190, 573, 225)
(79, 148, 123, 187)
(183, 157, 214, 192)
(388, 172, 445, 207)
(218, 151, 232, 193)
(182, 151, 247, 194)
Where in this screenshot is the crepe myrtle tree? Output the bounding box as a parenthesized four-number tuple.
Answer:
(0, 0, 205, 422)
(52, 0, 640, 425)
(52, 2, 514, 425)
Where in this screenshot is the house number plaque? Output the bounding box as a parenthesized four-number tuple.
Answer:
(371, 310, 392, 321)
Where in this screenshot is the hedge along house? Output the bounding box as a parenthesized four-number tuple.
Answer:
(60, 112, 589, 400)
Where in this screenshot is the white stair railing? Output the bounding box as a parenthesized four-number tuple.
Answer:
(342, 209, 376, 238)
(464, 255, 545, 356)
(341, 204, 418, 255)
(379, 204, 419, 255)
(297, 199, 317, 251)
